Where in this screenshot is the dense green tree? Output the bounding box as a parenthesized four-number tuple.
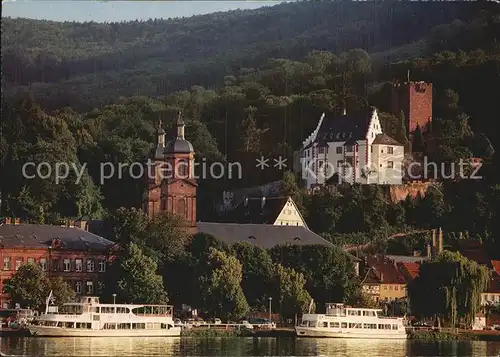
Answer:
(3, 263, 75, 311)
(272, 264, 313, 320)
(198, 248, 249, 320)
(231, 242, 275, 309)
(409, 251, 490, 327)
(105, 242, 168, 304)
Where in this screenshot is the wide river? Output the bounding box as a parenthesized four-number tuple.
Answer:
(1, 337, 499, 356)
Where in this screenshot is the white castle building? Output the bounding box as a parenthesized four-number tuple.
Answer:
(298, 107, 404, 188)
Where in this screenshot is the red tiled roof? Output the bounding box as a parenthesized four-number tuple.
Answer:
(486, 273, 500, 293)
(363, 255, 406, 284)
(397, 262, 421, 283)
(491, 260, 500, 273)
(456, 240, 492, 268)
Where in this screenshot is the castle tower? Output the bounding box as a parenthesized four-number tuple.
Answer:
(391, 81, 433, 134)
(143, 112, 197, 232)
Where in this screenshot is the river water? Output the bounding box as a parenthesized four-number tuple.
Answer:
(1, 337, 499, 356)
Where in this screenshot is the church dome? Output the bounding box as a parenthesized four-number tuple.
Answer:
(164, 139, 194, 154)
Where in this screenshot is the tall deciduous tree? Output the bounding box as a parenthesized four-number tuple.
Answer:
(3, 263, 75, 311)
(409, 251, 490, 327)
(272, 264, 313, 320)
(198, 248, 249, 320)
(231, 242, 275, 309)
(105, 242, 168, 304)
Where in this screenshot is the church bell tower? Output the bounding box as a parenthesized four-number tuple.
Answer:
(143, 112, 197, 232)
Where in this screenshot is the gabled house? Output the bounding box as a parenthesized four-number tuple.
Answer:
(298, 107, 404, 188)
(361, 255, 408, 303)
(228, 196, 307, 227)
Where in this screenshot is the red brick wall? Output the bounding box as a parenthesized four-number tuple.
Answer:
(0, 247, 112, 308)
(144, 152, 197, 229)
(391, 82, 433, 133)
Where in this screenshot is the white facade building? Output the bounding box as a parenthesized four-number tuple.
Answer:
(299, 107, 404, 188)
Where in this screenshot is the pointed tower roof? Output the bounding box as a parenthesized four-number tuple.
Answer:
(155, 119, 166, 159)
(164, 111, 194, 154)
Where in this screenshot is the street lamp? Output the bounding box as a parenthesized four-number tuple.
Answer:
(113, 293, 116, 305)
(268, 297, 272, 323)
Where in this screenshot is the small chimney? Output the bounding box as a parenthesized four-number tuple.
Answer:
(261, 196, 266, 208)
(432, 229, 436, 248)
(438, 227, 443, 253)
(426, 243, 432, 258)
(13, 218, 20, 225)
(5, 217, 11, 225)
(380, 272, 384, 282)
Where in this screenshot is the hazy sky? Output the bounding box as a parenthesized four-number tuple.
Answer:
(2, 1, 286, 23)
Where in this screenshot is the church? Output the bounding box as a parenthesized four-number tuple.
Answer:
(142, 112, 338, 250)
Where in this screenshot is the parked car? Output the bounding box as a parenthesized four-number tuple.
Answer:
(206, 318, 222, 325)
(173, 318, 183, 326)
(491, 324, 500, 331)
(413, 321, 431, 327)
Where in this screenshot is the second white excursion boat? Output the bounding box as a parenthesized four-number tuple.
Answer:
(29, 293, 181, 337)
(296, 303, 407, 339)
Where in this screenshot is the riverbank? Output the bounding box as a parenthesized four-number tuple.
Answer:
(181, 327, 295, 338)
(408, 330, 500, 341)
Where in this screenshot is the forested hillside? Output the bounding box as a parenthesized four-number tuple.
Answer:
(2, 1, 497, 110)
(1, 2, 500, 256)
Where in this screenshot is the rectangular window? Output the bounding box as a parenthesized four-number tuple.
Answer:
(3, 257, 11, 271)
(98, 260, 106, 273)
(40, 258, 47, 271)
(337, 160, 343, 167)
(27, 258, 35, 265)
(86, 281, 93, 294)
(318, 146, 325, 154)
(15, 258, 23, 271)
(345, 145, 353, 153)
(75, 259, 83, 272)
(63, 259, 71, 272)
(97, 281, 105, 294)
(370, 146, 373, 153)
(76, 281, 82, 294)
(341, 322, 347, 328)
(87, 259, 94, 272)
(336, 146, 342, 154)
(387, 161, 394, 169)
(388, 146, 394, 154)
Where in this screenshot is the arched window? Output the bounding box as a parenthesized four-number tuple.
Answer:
(177, 159, 189, 178)
(177, 198, 187, 218)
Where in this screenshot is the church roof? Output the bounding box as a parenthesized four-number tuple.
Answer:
(314, 107, 375, 144)
(197, 222, 332, 250)
(164, 139, 194, 154)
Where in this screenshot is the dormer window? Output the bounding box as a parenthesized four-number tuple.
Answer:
(388, 147, 394, 154)
(336, 146, 342, 154)
(345, 146, 353, 153)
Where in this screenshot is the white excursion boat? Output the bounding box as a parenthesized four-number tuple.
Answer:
(295, 302, 407, 339)
(29, 292, 181, 337)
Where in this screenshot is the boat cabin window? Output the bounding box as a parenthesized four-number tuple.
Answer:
(116, 307, 129, 314)
(59, 305, 83, 315)
(392, 324, 398, 330)
(363, 323, 377, 329)
(330, 322, 340, 328)
(378, 324, 392, 329)
(101, 307, 115, 314)
(322, 322, 328, 327)
(341, 322, 347, 328)
(362, 310, 376, 317)
(348, 310, 362, 316)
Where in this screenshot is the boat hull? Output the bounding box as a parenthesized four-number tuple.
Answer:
(295, 326, 407, 339)
(28, 326, 181, 337)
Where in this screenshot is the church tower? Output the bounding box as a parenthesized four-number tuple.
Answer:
(144, 112, 197, 232)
